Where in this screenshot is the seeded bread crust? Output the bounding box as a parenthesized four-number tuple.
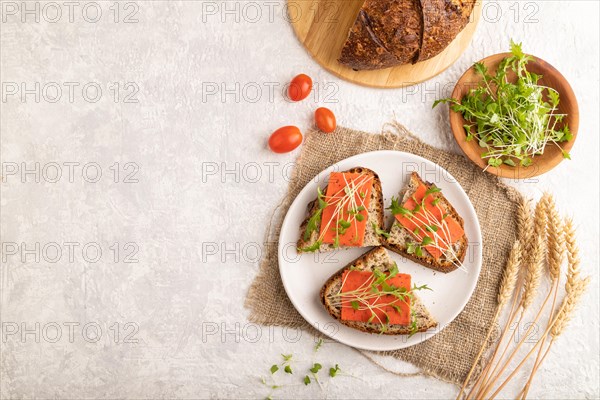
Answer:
(320, 246, 437, 335)
(297, 167, 384, 253)
(383, 172, 467, 273)
(417, 0, 475, 62)
(338, 0, 423, 70)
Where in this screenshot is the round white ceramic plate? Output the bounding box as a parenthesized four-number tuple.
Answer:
(278, 150, 482, 351)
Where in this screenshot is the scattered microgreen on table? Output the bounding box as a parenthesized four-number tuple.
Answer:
(269, 353, 294, 377)
(261, 341, 353, 399)
(329, 364, 341, 377)
(314, 338, 324, 352)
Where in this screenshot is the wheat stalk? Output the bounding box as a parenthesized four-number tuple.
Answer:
(488, 275, 590, 399)
(457, 240, 523, 399)
(468, 198, 533, 395)
(468, 198, 533, 398)
(467, 195, 590, 399)
(494, 211, 588, 399)
(476, 196, 550, 398)
(520, 194, 563, 398)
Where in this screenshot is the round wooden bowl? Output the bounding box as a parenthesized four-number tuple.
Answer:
(449, 53, 579, 179)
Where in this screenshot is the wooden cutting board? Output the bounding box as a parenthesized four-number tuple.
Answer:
(288, 0, 482, 88)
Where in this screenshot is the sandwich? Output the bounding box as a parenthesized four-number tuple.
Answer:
(320, 246, 437, 335)
(385, 172, 467, 273)
(297, 167, 385, 253)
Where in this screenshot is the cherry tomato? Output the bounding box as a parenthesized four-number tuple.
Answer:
(268, 126, 303, 153)
(288, 74, 313, 102)
(315, 107, 336, 133)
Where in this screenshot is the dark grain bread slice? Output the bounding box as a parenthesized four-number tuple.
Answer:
(297, 167, 384, 253)
(320, 246, 437, 335)
(384, 172, 467, 273)
(338, 0, 475, 70)
(338, 0, 423, 70)
(417, 0, 475, 62)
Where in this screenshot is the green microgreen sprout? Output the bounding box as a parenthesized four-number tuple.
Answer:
(302, 187, 328, 241)
(310, 363, 322, 374)
(261, 344, 352, 398)
(305, 362, 325, 389)
(372, 222, 390, 238)
(388, 197, 414, 217)
(270, 354, 294, 376)
(329, 364, 341, 377)
(409, 311, 419, 337)
(314, 338, 324, 352)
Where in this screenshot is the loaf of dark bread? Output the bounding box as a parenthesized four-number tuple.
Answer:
(339, 0, 475, 70)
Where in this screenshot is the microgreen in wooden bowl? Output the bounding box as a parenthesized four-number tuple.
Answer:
(435, 41, 579, 179)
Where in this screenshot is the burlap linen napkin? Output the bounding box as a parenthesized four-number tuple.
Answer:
(245, 124, 522, 385)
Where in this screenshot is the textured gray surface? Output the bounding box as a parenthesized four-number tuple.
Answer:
(0, 1, 598, 398)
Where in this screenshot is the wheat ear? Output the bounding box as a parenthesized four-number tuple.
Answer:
(521, 195, 549, 308)
(552, 218, 584, 337)
(563, 218, 580, 285)
(518, 198, 535, 255)
(498, 241, 523, 307)
(546, 195, 565, 281)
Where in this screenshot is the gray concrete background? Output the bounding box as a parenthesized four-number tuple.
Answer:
(1, 1, 598, 398)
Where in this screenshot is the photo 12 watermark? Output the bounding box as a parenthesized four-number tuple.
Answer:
(199, 319, 545, 345)
(199, 1, 340, 25)
(0, 1, 140, 24)
(1, 241, 140, 264)
(1, 321, 140, 344)
(200, 81, 338, 104)
(197, 1, 539, 26)
(1, 161, 140, 184)
(199, 240, 483, 267)
(1, 82, 140, 104)
(200, 161, 296, 184)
